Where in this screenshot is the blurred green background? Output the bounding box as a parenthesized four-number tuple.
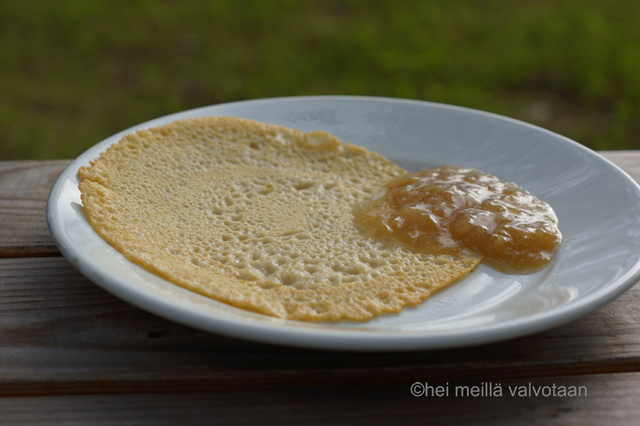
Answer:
(1, 0, 639, 160)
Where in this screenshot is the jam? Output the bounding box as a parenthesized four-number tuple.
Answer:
(353, 166, 562, 273)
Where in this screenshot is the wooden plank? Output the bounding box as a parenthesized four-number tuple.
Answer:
(1, 257, 639, 397)
(0, 152, 638, 259)
(0, 160, 70, 258)
(0, 372, 638, 425)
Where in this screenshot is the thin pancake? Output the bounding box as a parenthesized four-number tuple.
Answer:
(78, 116, 482, 321)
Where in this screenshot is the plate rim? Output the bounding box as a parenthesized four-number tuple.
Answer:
(46, 95, 640, 351)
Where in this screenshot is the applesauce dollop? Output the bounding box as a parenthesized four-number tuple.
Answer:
(353, 166, 562, 274)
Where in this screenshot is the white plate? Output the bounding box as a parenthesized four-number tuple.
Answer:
(47, 96, 640, 351)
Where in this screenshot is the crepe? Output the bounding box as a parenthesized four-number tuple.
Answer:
(78, 116, 482, 321)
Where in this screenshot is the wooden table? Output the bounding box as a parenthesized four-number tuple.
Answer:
(1, 152, 640, 425)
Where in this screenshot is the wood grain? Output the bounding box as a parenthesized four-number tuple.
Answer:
(1, 153, 640, 426)
(0, 152, 637, 259)
(0, 373, 638, 425)
(0, 160, 69, 258)
(1, 256, 639, 396)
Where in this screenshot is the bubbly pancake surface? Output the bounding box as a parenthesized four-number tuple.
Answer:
(78, 117, 482, 321)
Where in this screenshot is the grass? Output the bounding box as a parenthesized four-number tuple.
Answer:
(1, 0, 640, 160)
